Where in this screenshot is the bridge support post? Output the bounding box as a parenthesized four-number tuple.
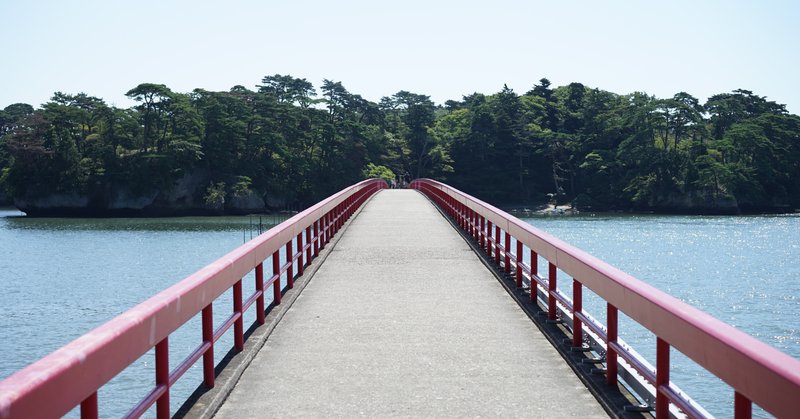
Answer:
(548, 263, 557, 321)
(256, 263, 265, 324)
(297, 233, 304, 276)
(735, 391, 752, 419)
(494, 226, 501, 266)
(606, 304, 618, 386)
(286, 241, 294, 289)
(155, 337, 169, 419)
(504, 232, 511, 274)
(479, 216, 485, 248)
(202, 304, 215, 388)
(313, 221, 320, 257)
(80, 392, 98, 419)
(272, 251, 281, 306)
(516, 240, 523, 287)
(233, 280, 244, 351)
(306, 226, 312, 262)
(530, 250, 538, 302)
(656, 338, 670, 418)
(572, 280, 583, 347)
(486, 221, 493, 256)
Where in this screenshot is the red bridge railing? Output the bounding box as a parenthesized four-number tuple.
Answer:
(412, 178, 800, 419)
(0, 178, 387, 419)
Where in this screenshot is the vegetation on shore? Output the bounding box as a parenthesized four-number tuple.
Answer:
(1, 75, 798, 215)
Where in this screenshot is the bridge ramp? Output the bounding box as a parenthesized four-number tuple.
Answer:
(215, 189, 606, 417)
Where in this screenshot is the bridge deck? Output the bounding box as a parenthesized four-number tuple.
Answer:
(214, 190, 606, 417)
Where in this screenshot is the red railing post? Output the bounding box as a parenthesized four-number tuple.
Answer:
(515, 240, 523, 287)
(286, 241, 294, 289)
(305, 225, 312, 262)
(494, 225, 501, 266)
(530, 249, 538, 302)
(504, 231, 511, 274)
(202, 304, 214, 388)
(486, 221, 493, 256)
(479, 216, 485, 248)
(734, 391, 752, 419)
(155, 337, 169, 419)
(572, 279, 583, 347)
(313, 220, 320, 257)
(297, 233, 304, 276)
(548, 262, 557, 321)
(272, 250, 281, 306)
(80, 392, 98, 419)
(606, 303, 618, 386)
(255, 263, 265, 325)
(656, 338, 670, 418)
(233, 279, 244, 351)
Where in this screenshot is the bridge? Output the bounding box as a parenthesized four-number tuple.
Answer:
(1, 179, 799, 418)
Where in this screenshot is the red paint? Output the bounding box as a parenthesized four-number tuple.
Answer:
(548, 262, 557, 321)
(735, 391, 752, 419)
(494, 225, 501, 265)
(656, 338, 670, 418)
(530, 249, 538, 302)
(202, 304, 215, 388)
(286, 241, 294, 289)
(233, 280, 244, 351)
(572, 280, 583, 347)
(155, 338, 169, 419)
(79, 393, 97, 419)
(515, 240, 523, 287)
(297, 233, 304, 276)
(255, 263, 265, 325)
(606, 304, 618, 386)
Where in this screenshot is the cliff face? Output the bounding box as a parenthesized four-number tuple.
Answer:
(14, 171, 279, 217)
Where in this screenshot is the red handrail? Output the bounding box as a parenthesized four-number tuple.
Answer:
(0, 178, 387, 419)
(412, 178, 800, 419)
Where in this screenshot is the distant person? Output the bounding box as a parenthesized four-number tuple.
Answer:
(390, 178, 397, 189)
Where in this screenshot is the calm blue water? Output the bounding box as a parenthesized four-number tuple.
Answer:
(521, 213, 799, 418)
(1, 209, 797, 417)
(0, 209, 289, 418)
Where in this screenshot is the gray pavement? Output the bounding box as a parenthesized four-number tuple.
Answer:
(214, 190, 607, 418)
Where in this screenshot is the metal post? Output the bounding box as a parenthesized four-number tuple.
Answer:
(572, 280, 583, 347)
(297, 233, 304, 276)
(530, 249, 538, 302)
(480, 216, 485, 248)
(656, 338, 670, 418)
(734, 391, 752, 419)
(233, 279, 243, 351)
(272, 250, 281, 305)
(255, 263, 265, 324)
(515, 240, 523, 287)
(305, 226, 312, 262)
(313, 220, 320, 257)
(486, 221, 493, 256)
(80, 392, 98, 419)
(504, 231, 511, 274)
(202, 304, 214, 388)
(548, 262, 557, 321)
(494, 225, 501, 266)
(606, 304, 618, 386)
(286, 241, 294, 289)
(155, 337, 169, 419)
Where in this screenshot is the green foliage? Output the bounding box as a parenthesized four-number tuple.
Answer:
(361, 163, 395, 183)
(2, 76, 798, 213)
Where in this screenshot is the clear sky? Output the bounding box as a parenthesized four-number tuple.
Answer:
(1, 0, 798, 113)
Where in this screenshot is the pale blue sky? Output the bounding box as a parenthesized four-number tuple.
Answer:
(1, 0, 798, 113)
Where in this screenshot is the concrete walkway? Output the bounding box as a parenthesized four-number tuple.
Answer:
(214, 190, 607, 418)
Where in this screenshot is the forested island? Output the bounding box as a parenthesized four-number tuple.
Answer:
(1, 75, 798, 216)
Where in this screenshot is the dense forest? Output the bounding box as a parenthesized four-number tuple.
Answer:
(1, 75, 799, 215)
